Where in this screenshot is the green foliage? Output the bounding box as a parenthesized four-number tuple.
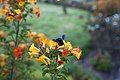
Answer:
(68, 63, 101, 80)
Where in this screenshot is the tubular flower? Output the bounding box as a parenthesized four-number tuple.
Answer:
(71, 47, 82, 60)
(59, 41, 72, 50)
(27, 0, 37, 4)
(36, 55, 51, 65)
(17, 0, 25, 7)
(28, 44, 40, 58)
(15, 9, 21, 15)
(0, 5, 9, 15)
(27, 31, 37, 39)
(32, 6, 40, 17)
(34, 33, 48, 46)
(47, 40, 58, 49)
(13, 47, 23, 59)
(6, 16, 14, 22)
(29, 44, 40, 53)
(64, 41, 72, 50)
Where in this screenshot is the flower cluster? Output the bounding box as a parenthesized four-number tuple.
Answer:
(0, 0, 40, 22)
(0, 0, 82, 79)
(0, 0, 40, 79)
(28, 32, 82, 77)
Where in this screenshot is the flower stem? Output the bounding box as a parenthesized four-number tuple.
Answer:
(9, 21, 20, 80)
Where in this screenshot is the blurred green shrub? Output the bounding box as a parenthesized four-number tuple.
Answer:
(91, 50, 112, 72)
(68, 63, 101, 80)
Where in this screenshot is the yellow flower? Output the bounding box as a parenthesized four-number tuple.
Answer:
(71, 47, 82, 59)
(6, 16, 14, 22)
(59, 41, 72, 50)
(36, 55, 51, 65)
(28, 44, 40, 58)
(34, 33, 49, 47)
(47, 40, 58, 49)
(28, 52, 38, 59)
(15, 9, 21, 14)
(18, 0, 25, 7)
(29, 44, 40, 53)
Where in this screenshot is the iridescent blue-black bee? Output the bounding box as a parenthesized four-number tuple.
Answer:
(53, 35, 66, 46)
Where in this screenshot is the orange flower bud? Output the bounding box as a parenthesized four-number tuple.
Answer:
(0, 31, 6, 38)
(18, 43, 27, 49)
(0, 54, 7, 67)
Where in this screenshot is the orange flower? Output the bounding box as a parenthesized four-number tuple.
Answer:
(27, 31, 37, 39)
(71, 47, 82, 60)
(0, 0, 6, 4)
(0, 54, 7, 67)
(32, 6, 40, 17)
(27, 0, 37, 4)
(17, 0, 25, 7)
(34, 33, 49, 47)
(15, 14, 23, 21)
(0, 5, 9, 15)
(62, 49, 69, 57)
(18, 43, 27, 49)
(13, 47, 23, 59)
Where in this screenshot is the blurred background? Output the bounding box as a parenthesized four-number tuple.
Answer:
(26, 0, 120, 80)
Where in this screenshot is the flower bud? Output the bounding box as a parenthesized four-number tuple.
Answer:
(0, 31, 6, 38)
(9, 41, 15, 47)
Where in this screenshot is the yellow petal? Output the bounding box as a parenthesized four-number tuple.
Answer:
(19, 1, 25, 6)
(60, 40, 72, 50)
(36, 55, 51, 65)
(28, 52, 38, 58)
(56, 64, 64, 69)
(15, 9, 21, 14)
(29, 44, 40, 53)
(47, 40, 58, 49)
(6, 16, 14, 22)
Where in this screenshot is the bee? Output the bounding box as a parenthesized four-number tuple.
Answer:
(53, 35, 66, 46)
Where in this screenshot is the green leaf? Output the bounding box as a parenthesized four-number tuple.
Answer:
(58, 74, 67, 80)
(42, 69, 49, 76)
